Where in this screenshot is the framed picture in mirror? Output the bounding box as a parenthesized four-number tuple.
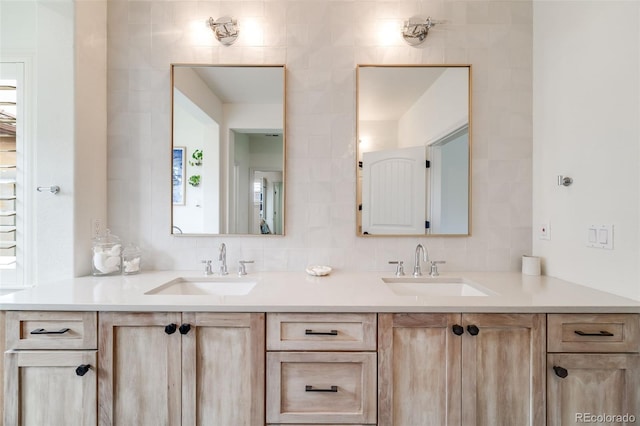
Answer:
(172, 147, 186, 205)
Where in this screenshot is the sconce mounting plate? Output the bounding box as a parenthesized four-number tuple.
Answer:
(208, 16, 239, 46)
(402, 16, 434, 46)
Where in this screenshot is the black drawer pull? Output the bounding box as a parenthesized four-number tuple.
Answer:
(452, 324, 464, 336)
(165, 323, 177, 335)
(574, 330, 614, 337)
(305, 329, 338, 336)
(305, 385, 338, 392)
(553, 366, 568, 378)
(75, 364, 91, 377)
(466, 325, 480, 336)
(30, 328, 70, 335)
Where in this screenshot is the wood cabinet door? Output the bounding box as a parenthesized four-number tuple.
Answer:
(181, 312, 265, 426)
(378, 313, 462, 426)
(98, 312, 182, 426)
(547, 353, 640, 425)
(4, 350, 97, 426)
(461, 313, 545, 426)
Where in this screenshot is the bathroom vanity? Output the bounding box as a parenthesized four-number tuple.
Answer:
(0, 271, 638, 425)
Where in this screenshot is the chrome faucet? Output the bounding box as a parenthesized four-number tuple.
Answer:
(201, 260, 213, 276)
(413, 243, 429, 277)
(429, 260, 446, 277)
(389, 260, 405, 276)
(218, 243, 228, 275)
(238, 260, 254, 276)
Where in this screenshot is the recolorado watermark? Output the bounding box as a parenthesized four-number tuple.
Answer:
(576, 413, 636, 423)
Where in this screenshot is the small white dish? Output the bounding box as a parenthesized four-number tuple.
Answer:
(305, 265, 332, 276)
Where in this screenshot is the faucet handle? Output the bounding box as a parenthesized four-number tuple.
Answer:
(429, 260, 446, 277)
(201, 260, 213, 276)
(389, 260, 405, 276)
(238, 260, 254, 276)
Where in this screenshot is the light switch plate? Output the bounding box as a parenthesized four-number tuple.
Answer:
(586, 224, 613, 250)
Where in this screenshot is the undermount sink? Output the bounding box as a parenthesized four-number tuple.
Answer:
(382, 276, 492, 297)
(145, 276, 257, 296)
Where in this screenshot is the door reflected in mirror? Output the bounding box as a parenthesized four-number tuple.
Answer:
(357, 65, 470, 236)
(171, 65, 285, 235)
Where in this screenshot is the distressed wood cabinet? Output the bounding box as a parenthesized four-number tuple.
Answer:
(266, 313, 377, 424)
(3, 311, 98, 426)
(99, 311, 264, 426)
(378, 313, 546, 426)
(547, 313, 640, 425)
(4, 308, 639, 426)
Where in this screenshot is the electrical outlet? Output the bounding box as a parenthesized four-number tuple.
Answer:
(539, 223, 550, 240)
(91, 218, 102, 238)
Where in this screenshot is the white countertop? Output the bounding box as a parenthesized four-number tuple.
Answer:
(0, 270, 638, 313)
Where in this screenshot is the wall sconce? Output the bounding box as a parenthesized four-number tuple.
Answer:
(208, 16, 239, 46)
(402, 16, 435, 46)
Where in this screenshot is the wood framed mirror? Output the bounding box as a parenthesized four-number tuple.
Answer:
(356, 65, 471, 236)
(171, 64, 286, 236)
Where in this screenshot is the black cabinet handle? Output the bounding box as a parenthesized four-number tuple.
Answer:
(305, 329, 338, 336)
(165, 323, 177, 335)
(452, 324, 464, 336)
(30, 328, 70, 335)
(575, 330, 614, 337)
(75, 364, 91, 377)
(305, 385, 338, 392)
(179, 324, 191, 335)
(467, 325, 480, 336)
(553, 366, 568, 378)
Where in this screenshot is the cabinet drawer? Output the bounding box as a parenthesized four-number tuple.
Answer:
(266, 352, 376, 424)
(5, 311, 97, 350)
(266, 313, 376, 351)
(548, 313, 639, 353)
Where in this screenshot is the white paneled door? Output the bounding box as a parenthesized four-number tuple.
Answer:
(362, 145, 427, 235)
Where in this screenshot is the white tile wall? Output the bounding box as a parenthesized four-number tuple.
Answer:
(107, 0, 533, 273)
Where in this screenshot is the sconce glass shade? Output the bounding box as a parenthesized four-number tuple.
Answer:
(402, 16, 434, 46)
(208, 16, 239, 46)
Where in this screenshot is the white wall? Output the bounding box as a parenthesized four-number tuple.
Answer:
(173, 69, 225, 234)
(173, 67, 223, 124)
(0, 0, 107, 285)
(533, 1, 640, 300)
(399, 67, 469, 147)
(74, 0, 108, 278)
(107, 0, 534, 273)
(358, 120, 398, 157)
(173, 91, 220, 234)
(9, 0, 638, 301)
(232, 132, 250, 234)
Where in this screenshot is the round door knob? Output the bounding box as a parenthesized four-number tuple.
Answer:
(75, 364, 91, 377)
(467, 325, 480, 336)
(179, 323, 191, 335)
(553, 366, 568, 378)
(165, 323, 177, 335)
(452, 324, 464, 336)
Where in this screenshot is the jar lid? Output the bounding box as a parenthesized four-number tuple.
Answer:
(122, 244, 141, 256)
(93, 229, 121, 245)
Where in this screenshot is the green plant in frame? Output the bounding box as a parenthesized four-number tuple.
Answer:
(189, 149, 203, 166)
(188, 175, 201, 187)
